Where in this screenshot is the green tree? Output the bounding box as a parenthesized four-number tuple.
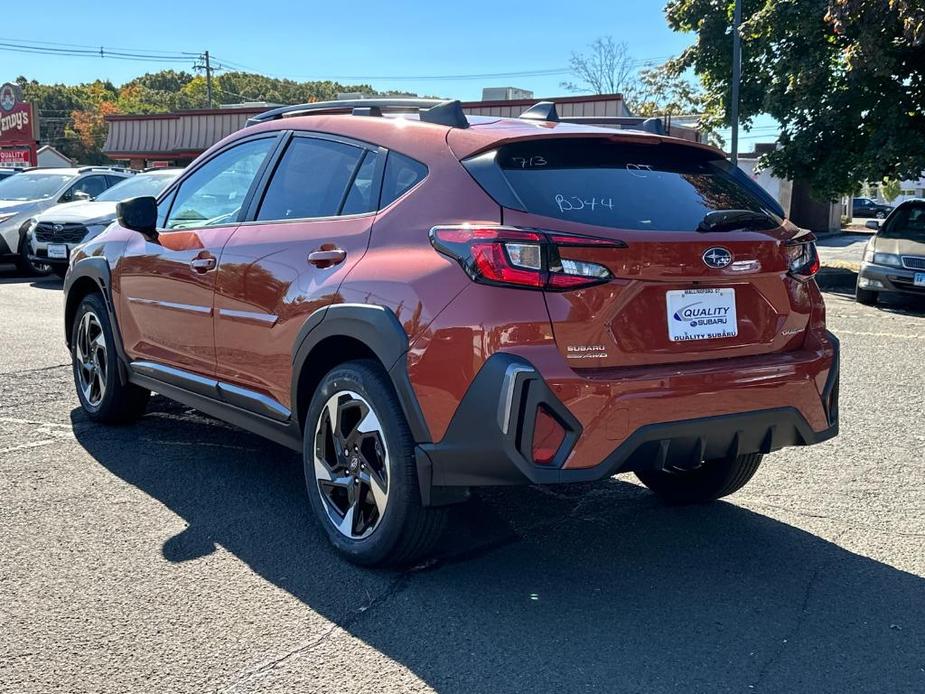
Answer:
(629, 66, 703, 119)
(880, 177, 902, 203)
(664, 0, 925, 197)
(15, 69, 384, 162)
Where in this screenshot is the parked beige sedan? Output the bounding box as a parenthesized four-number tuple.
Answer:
(857, 199, 925, 305)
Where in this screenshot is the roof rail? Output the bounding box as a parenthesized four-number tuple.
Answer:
(519, 101, 559, 123)
(557, 116, 669, 136)
(246, 98, 469, 129)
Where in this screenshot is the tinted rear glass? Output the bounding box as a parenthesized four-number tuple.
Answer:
(497, 140, 781, 231)
(257, 137, 364, 221)
(380, 152, 427, 208)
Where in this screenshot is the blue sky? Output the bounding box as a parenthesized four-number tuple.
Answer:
(1, 0, 774, 148)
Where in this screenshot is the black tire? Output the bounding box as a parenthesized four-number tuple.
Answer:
(855, 286, 878, 305)
(635, 453, 763, 505)
(15, 239, 51, 277)
(875, 210, 886, 219)
(51, 266, 68, 279)
(303, 359, 446, 567)
(71, 292, 150, 424)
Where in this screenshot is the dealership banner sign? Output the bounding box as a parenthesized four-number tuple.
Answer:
(0, 146, 32, 165)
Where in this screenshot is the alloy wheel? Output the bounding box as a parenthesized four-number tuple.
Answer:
(75, 311, 107, 407)
(313, 390, 390, 539)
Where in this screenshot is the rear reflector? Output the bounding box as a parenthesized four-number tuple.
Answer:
(532, 405, 566, 466)
(430, 225, 625, 291)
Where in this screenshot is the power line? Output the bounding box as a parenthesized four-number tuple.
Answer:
(0, 41, 194, 63)
(3, 36, 675, 86)
(0, 35, 197, 55)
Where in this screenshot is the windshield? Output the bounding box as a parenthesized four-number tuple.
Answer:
(497, 140, 782, 232)
(880, 203, 925, 242)
(95, 172, 179, 202)
(0, 172, 74, 201)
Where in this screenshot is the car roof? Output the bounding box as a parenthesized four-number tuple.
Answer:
(234, 112, 722, 164)
(19, 167, 130, 176)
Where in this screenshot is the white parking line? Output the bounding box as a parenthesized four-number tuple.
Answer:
(836, 330, 922, 340)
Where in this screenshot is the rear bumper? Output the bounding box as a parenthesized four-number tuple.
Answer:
(418, 332, 839, 495)
(858, 262, 925, 296)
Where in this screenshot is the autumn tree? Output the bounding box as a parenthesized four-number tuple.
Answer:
(664, 0, 925, 197)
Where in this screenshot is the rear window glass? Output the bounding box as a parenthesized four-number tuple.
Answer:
(258, 137, 365, 221)
(380, 152, 426, 208)
(341, 150, 379, 215)
(497, 140, 782, 231)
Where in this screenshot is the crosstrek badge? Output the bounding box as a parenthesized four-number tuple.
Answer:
(666, 288, 738, 342)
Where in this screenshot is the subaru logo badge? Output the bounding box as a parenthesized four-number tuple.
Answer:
(702, 247, 733, 269)
(53, 224, 63, 232)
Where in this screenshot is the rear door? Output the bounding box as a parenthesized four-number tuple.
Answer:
(118, 136, 278, 376)
(488, 138, 812, 368)
(212, 133, 382, 412)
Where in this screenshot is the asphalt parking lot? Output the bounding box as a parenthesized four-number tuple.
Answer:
(1, 265, 922, 694)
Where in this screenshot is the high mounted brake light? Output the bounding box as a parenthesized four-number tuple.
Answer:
(785, 239, 820, 281)
(429, 225, 625, 291)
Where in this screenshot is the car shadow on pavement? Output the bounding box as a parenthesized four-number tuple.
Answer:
(0, 265, 63, 289)
(71, 398, 924, 693)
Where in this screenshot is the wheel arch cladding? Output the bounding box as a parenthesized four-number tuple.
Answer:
(63, 258, 112, 348)
(291, 304, 432, 444)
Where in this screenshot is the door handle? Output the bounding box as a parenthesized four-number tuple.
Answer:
(190, 256, 216, 273)
(308, 248, 347, 268)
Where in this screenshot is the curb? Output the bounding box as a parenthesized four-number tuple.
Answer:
(816, 266, 857, 292)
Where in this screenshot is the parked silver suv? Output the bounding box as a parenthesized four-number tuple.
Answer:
(0, 167, 132, 275)
(27, 169, 181, 277)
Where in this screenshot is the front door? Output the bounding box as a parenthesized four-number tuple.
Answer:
(117, 136, 278, 376)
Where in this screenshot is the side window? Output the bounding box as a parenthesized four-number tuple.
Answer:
(156, 189, 177, 229)
(165, 138, 274, 230)
(256, 137, 365, 221)
(380, 152, 427, 208)
(65, 175, 109, 201)
(341, 150, 379, 215)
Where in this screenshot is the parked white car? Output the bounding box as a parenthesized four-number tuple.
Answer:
(26, 169, 182, 277)
(0, 167, 133, 274)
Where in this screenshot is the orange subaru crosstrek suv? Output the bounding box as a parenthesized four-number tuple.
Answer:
(64, 99, 839, 565)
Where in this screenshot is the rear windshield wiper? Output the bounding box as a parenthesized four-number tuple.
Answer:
(697, 209, 778, 233)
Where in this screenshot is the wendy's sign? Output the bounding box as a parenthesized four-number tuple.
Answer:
(0, 82, 38, 144)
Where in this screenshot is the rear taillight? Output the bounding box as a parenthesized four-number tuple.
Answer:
(430, 225, 624, 291)
(785, 240, 820, 281)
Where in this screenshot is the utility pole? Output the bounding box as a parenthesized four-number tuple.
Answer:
(730, 0, 742, 166)
(204, 50, 213, 109)
(193, 51, 215, 109)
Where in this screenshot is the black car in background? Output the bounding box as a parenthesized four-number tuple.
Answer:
(853, 197, 894, 219)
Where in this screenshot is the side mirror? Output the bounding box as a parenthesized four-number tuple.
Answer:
(865, 220, 880, 231)
(117, 196, 158, 241)
(73, 191, 93, 202)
